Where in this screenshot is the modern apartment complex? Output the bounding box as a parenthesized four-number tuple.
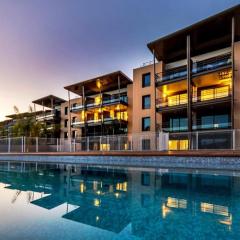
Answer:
(1, 5, 240, 150)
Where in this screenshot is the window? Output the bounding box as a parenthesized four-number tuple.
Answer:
(169, 117, 188, 132)
(64, 119, 68, 128)
(72, 117, 76, 123)
(142, 95, 151, 109)
(142, 117, 150, 131)
(72, 131, 76, 139)
(64, 107, 68, 115)
(142, 73, 151, 88)
(64, 132, 68, 139)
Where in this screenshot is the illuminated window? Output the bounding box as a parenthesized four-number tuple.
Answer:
(215, 86, 229, 98)
(168, 140, 188, 150)
(179, 93, 187, 104)
(168, 140, 178, 150)
(100, 144, 110, 151)
(179, 140, 188, 150)
(168, 95, 178, 106)
(201, 89, 214, 101)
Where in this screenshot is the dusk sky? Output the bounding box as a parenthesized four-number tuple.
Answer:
(0, 0, 239, 120)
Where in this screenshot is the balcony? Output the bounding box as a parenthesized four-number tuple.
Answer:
(192, 54, 231, 75)
(192, 86, 231, 106)
(156, 86, 231, 111)
(192, 122, 231, 131)
(156, 53, 231, 85)
(36, 113, 55, 121)
(71, 117, 128, 128)
(71, 97, 128, 113)
(156, 93, 187, 112)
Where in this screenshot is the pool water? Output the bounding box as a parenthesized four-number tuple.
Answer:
(0, 162, 240, 240)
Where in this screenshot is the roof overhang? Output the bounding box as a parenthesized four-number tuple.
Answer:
(148, 4, 240, 63)
(32, 95, 66, 108)
(64, 71, 132, 96)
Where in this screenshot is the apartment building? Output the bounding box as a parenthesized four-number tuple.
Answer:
(132, 5, 240, 150)
(63, 71, 132, 138)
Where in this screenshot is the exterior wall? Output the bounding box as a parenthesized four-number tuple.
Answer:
(60, 98, 82, 138)
(132, 62, 163, 134)
(127, 84, 133, 134)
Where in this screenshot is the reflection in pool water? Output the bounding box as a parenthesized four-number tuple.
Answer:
(0, 161, 239, 239)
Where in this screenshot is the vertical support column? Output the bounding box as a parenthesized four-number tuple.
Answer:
(233, 129, 236, 150)
(153, 49, 157, 133)
(153, 50, 158, 150)
(118, 74, 122, 132)
(187, 35, 192, 149)
(36, 137, 38, 153)
(68, 90, 72, 139)
(82, 86, 87, 137)
(231, 16, 235, 130)
(8, 137, 11, 153)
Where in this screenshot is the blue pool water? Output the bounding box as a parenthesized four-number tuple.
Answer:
(0, 162, 240, 240)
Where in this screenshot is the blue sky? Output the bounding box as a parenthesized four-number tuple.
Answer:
(0, 0, 239, 120)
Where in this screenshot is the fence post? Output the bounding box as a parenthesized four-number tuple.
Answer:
(36, 137, 38, 153)
(24, 137, 26, 153)
(196, 132, 198, 150)
(107, 136, 110, 151)
(87, 137, 89, 151)
(21, 136, 24, 153)
(117, 136, 119, 151)
(233, 129, 236, 150)
(8, 137, 11, 153)
(69, 139, 72, 152)
(56, 138, 59, 152)
(73, 138, 76, 152)
(100, 136, 102, 151)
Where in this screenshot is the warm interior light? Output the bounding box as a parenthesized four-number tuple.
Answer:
(96, 79, 102, 89)
(94, 198, 100, 207)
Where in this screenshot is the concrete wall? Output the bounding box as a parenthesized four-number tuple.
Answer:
(60, 98, 82, 138)
(132, 62, 163, 134)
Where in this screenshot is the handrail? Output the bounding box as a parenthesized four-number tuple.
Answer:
(156, 54, 231, 83)
(156, 87, 231, 108)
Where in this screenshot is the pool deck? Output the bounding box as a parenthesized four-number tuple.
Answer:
(0, 150, 240, 157)
(1, 150, 240, 171)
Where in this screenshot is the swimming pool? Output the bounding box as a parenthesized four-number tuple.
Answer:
(0, 162, 239, 239)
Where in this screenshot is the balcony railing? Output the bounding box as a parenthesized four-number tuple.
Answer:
(156, 54, 231, 83)
(192, 122, 231, 131)
(192, 54, 231, 75)
(72, 117, 127, 127)
(156, 87, 231, 110)
(71, 97, 128, 112)
(36, 113, 55, 121)
(192, 87, 231, 103)
(156, 94, 187, 108)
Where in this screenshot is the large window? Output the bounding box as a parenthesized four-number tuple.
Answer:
(142, 73, 151, 88)
(169, 117, 188, 132)
(201, 114, 229, 129)
(142, 95, 151, 109)
(142, 117, 150, 131)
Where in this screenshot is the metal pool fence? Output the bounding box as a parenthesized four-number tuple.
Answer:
(0, 129, 239, 153)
